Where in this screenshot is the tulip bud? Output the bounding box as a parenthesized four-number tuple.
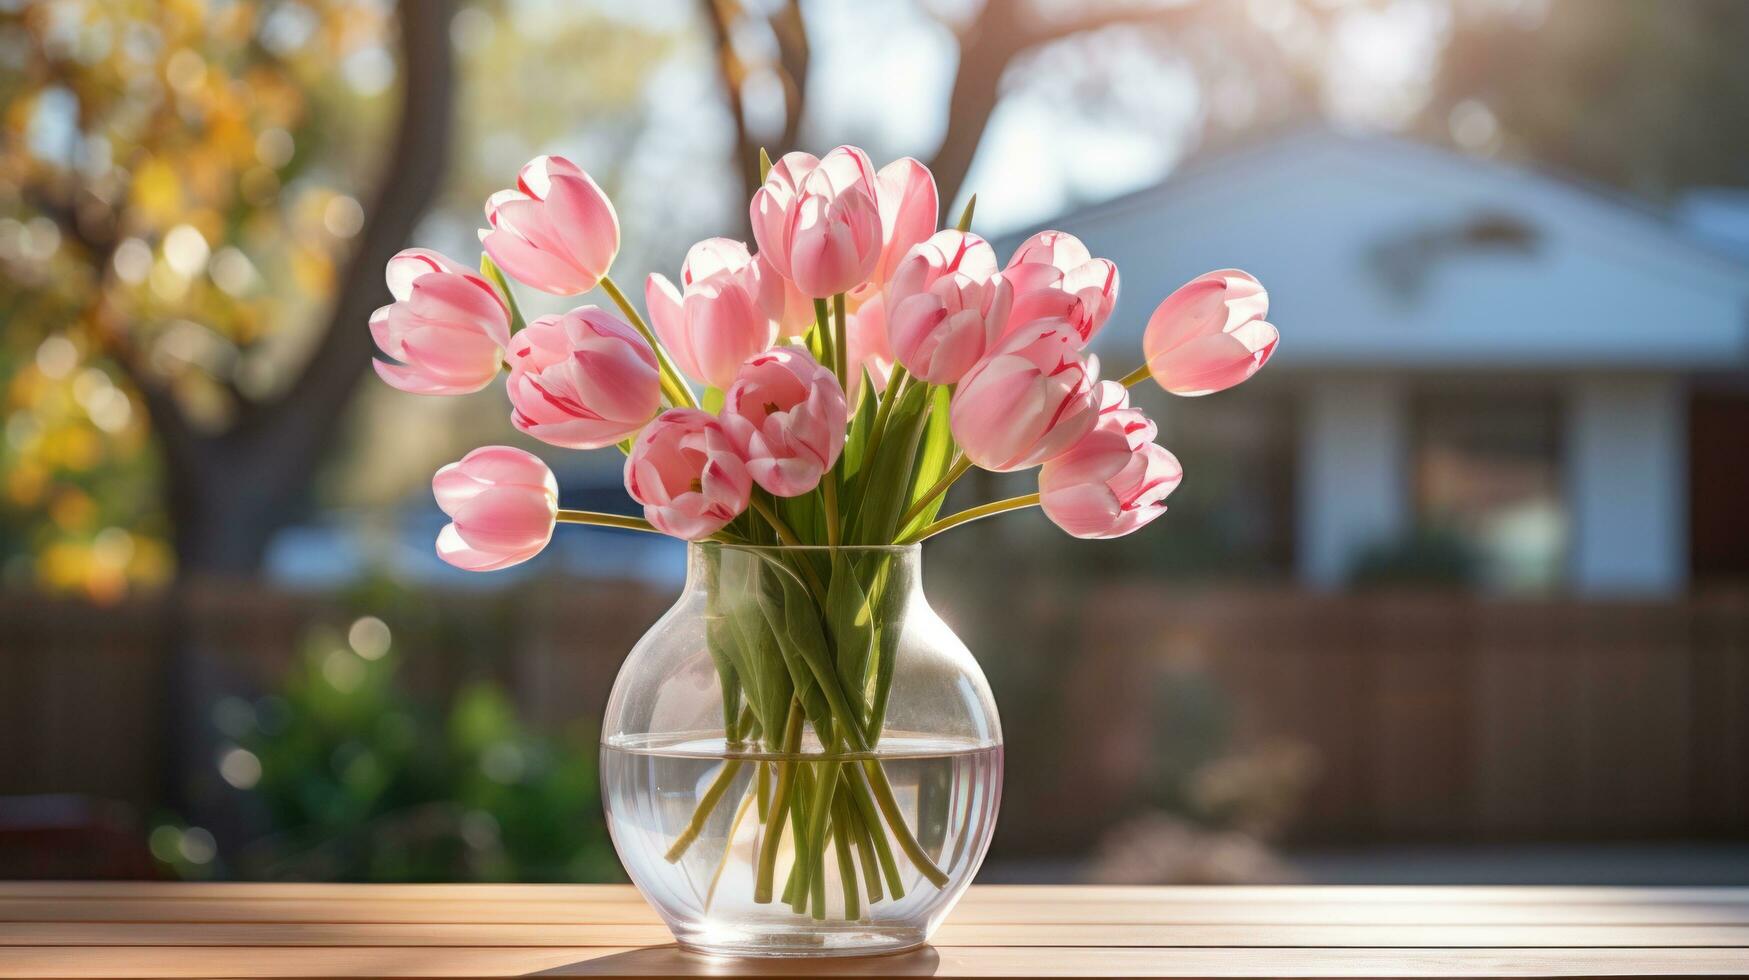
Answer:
(481, 155, 620, 295)
(505, 307, 661, 449)
(886, 230, 1011, 383)
(432, 447, 558, 571)
(950, 320, 1102, 472)
(625, 409, 752, 540)
(1002, 231, 1118, 344)
(750, 147, 884, 298)
(1038, 382, 1182, 539)
(645, 238, 783, 389)
(720, 346, 848, 497)
(371, 249, 511, 395)
(1143, 269, 1277, 396)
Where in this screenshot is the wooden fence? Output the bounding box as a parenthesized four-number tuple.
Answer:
(2, 583, 1746, 850)
(1061, 587, 1749, 845)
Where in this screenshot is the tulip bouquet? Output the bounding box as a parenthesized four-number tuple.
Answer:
(373, 146, 1276, 922)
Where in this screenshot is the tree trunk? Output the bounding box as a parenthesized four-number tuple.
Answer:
(158, 0, 455, 839)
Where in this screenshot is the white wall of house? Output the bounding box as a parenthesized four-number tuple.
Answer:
(1296, 377, 1409, 588)
(1565, 375, 1688, 596)
(1295, 373, 1689, 596)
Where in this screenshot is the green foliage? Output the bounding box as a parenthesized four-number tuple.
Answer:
(223, 624, 619, 883)
(1429, 0, 1749, 200)
(1346, 526, 1481, 590)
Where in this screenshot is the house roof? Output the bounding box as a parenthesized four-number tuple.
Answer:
(1027, 129, 1749, 372)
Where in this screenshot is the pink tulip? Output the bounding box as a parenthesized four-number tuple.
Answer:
(720, 346, 848, 497)
(625, 409, 752, 540)
(886, 230, 1012, 383)
(481, 155, 619, 295)
(870, 157, 938, 290)
(950, 320, 1102, 472)
(1002, 231, 1119, 344)
(645, 238, 783, 389)
(750, 146, 884, 298)
(432, 446, 558, 571)
(774, 269, 820, 340)
(1038, 382, 1182, 539)
(505, 307, 661, 449)
(370, 249, 510, 395)
(1143, 269, 1278, 396)
(845, 292, 895, 402)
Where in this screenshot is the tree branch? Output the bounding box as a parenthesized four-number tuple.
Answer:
(702, 0, 758, 208)
(241, 0, 455, 467)
(925, 3, 1198, 210)
(704, 0, 810, 221)
(771, 0, 810, 158)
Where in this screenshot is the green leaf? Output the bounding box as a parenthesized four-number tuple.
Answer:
(804, 319, 829, 368)
(895, 384, 955, 538)
(955, 193, 977, 233)
(839, 368, 879, 515)
(849, 381, 931, 544)
(825, 552, 877, 710)
(717, 555, 794, 745)
(862, 556, 911, 743)
(700, 552, 743, 739)
(777, 488, 822, 547)
(754, 558, 833, 743)
(479, 254, 527, 334)
(701, 386, 725, 414)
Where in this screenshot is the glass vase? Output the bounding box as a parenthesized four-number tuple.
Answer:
(600, 542, 1002, 957)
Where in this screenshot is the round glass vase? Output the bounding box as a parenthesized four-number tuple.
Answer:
(601, 542, 1002, 957)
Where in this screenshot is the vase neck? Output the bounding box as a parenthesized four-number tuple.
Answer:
(684, 542, 925, 607)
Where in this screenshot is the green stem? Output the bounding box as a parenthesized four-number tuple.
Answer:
(1119, 362, 1152, 389)
(598, 273, 699, 409)
(820, 478, 840, 548)
(801, 755, 842, 914)
(754, 700, 804, 904)
(811, 813, 829, 920)
(842, 768, 904, 899)
(813, 297, 836, 382)
(832, 292, 848, 391)
(857, 759, 950, 888)
(788, 765, 814, 915)
(833, 800, 861, 919)
(555, 510, 662, 534)
(838, 789, 883, 904)
(789, 643, 949, 890)
(897, 493, 1041, 545)
(748, 496, 804, 548)
(662, 706, 756, 862)
(894, 454, 971, 535)
(663, 759, 742, 863)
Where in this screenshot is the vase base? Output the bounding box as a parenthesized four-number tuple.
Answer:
(674, 924, 927, 958)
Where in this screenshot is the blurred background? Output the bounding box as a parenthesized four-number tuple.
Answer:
(2, 0, 1747, 885)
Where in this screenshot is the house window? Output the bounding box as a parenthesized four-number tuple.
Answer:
(1411, 392, 1567, 592)
(1145, 389, 1296, 579)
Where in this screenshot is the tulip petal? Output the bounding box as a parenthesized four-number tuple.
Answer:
(1148, 319, 1279, 396)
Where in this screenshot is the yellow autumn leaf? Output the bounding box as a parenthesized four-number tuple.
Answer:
(132, 157, 185, 226)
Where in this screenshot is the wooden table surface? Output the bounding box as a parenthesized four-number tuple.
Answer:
(2, 883, 1747, 978)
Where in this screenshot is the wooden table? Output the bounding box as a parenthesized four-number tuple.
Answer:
(3, 883, 1747, 977)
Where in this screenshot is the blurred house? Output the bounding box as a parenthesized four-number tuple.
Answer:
(1070, 130, 1749, 596)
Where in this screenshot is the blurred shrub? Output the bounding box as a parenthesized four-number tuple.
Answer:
(1346, 526, 1481, 590)
(164, 615, 619, 882)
